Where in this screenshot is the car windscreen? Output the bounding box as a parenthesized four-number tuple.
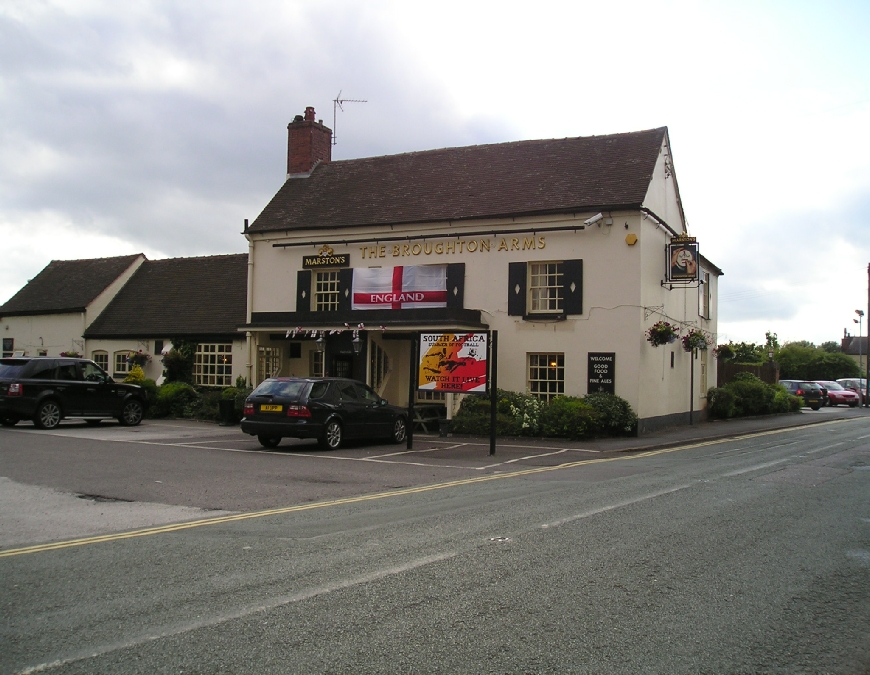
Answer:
(251, 380, 308, 399)
(0, 361, 29, 378)
(823, 382, 844, 391)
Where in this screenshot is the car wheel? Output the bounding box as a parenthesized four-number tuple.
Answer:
(391, 416, 407, 444)
(849, 401, 858, 408)
(320, 419, 342, 450)
(810, 404, 821, 411)
(118, 400, 144, 426)
(1, 415, 20, 427)
(85, 419, 102, 426)
(34, 400, 62, 430)
(258, 435, 281, 449)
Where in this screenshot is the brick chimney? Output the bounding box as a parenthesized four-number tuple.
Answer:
(287, 106, 332, 176)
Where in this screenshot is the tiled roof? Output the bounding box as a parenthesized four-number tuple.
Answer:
(248, 127, 668, 233)
(85, 254, 248, 338)
(0, 255, 143, 316)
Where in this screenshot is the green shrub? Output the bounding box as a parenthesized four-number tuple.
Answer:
(153, 382, 200, 418)
(192, 389, 223, 422)
(727, 372, 775, 416)
(540, 396, 598, 440)
(451, 389, 530, 436)
(139, 378, 158, 414)
(124, 364, 146, 384)
(707, 387, 736, 418)
(584, 392, 638, 436)
(708, 373, 801, 419)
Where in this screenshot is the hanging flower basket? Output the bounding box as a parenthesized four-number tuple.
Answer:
(646, 321, 679, 347)
(712, 343, 734, 360)
(127, 350, 152, 368)
(681, 330, 709, 352)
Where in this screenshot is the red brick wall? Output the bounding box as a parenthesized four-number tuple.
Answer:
(287, 118, 332, 174)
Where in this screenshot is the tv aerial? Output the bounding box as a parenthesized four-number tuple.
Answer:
(332, 91, 367, 146)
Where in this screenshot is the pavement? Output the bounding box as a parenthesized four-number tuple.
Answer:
(549, 405, 870, 454)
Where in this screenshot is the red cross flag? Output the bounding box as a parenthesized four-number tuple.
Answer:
(352, 265, 447, 310)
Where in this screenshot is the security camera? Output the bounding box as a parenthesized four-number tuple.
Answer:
(584, 213, 604, 226)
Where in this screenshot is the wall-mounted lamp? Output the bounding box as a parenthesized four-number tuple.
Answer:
(315, 333, 325, 353)
(352, 335, 362, 354)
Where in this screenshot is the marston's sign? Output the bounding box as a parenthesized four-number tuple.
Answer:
(303, 244, 349, 269)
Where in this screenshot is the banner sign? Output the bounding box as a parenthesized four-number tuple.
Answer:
(667, 237, 699, 282)
(418, 333, 488, 393)
(353, 265, 447, 310)
(587, 352, 615, 394)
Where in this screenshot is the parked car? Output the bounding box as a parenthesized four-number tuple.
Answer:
(813, 380, 860, 407)
(241, 377, 408, 449)
(836, 378, 868, 405)
(778, 380, 824, 410)
(0, 356, 147, 429)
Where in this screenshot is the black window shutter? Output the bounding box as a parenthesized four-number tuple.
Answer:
(562, 259, 583, 315)
(446, 263, 465, 309)
(338, 268, 354, 311)
(296, 270, 311, 314)
(508, 262, 527, 316)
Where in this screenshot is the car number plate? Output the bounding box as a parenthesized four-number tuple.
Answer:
(260, 404, 283, 412)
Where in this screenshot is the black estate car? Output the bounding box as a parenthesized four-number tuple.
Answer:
(241, 377, 408, 449)
(0, 356, 147, 429)
(778, 380, 824, 410)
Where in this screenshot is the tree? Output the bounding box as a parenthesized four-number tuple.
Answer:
(777, 342, 861, 380)
(820, 341, 841, 353)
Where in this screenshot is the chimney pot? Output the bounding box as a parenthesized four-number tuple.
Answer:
(287, 106, 332, 176)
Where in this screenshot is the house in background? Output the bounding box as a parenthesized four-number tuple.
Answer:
(2, 254, 248, 386)
(841, 331, 868, 375)
(84, 254, 248, 384)
(1, 255, 145, 358)
(242, 107, 723, 432)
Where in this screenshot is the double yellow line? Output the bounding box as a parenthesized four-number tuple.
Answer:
(0, 420, 848, 559)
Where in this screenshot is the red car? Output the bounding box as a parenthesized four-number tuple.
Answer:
(814, 381, 860, 407)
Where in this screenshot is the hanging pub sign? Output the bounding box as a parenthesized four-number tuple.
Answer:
(303, 244, 349, 269)
(667, 235, 699, 282)
(418, 333, 488, 393)
(353, 265, 447, 310)
(587, 352, 615, 394)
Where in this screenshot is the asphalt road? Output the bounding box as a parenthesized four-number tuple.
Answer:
(1, 414, 869, 673)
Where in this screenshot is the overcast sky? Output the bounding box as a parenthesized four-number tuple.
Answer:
(2, 0, 869, 346)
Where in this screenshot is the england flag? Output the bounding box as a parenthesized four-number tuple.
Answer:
(352, 265, 447, 310)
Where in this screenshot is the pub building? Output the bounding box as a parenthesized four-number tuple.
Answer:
(241, 107, 722, 433)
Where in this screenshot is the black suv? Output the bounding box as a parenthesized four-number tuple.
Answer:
(241, 377, 408, 449)
(0, 356, 147, 429)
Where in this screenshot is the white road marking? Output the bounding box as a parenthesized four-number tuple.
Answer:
(17, 552, 456, 674)
(540, 484, 694, 529)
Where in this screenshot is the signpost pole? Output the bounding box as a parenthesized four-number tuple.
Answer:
(690, 349, 695, 425)
(490, 330, 498, 456)
(407, 335, 417, 449)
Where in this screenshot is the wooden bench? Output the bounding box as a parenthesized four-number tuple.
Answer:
(412, 404, 447, 433)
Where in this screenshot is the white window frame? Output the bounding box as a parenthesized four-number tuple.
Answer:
(699, 270, 711, 319)
(92, 351, 109, 372)
(114, 351, 132, 375)
(258, 346, 282, 382)
(528, 353, 565, 402)
(314, 270, 340, 311)
(528, 262, 563, 314)
(195, 343, 233, 387)
(310, 350, 325, 377)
